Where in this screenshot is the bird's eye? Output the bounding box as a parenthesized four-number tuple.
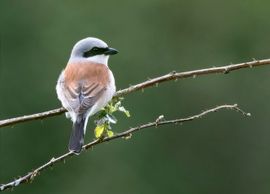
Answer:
(92, 47, 99, 51)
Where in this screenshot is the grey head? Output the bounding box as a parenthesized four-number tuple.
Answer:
(69, 37, 118, 65)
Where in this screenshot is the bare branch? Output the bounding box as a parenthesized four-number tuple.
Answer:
(0, 108, 66, 128)
(115, 58, 270, 97)
(0, 104, 250, 191)
(0, 58, 268, 128)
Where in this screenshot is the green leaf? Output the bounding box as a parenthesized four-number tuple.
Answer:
(107, 130, 114, 137)
(114, 101, 122, 109)
(94, 97, 131, 139)
(94, 125, 105, 138)
(119, 106, 131, 117)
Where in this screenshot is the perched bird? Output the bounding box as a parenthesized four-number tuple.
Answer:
(56, 37, 118, 154)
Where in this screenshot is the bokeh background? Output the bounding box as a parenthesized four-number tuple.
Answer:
(1, 0, 270, 193)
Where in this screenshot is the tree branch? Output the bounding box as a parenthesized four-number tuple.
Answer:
(0, 58, 269, 128)
(115, 58, 270, 97)
(0, 108, 66, 128)
(0, 104, 250, 191)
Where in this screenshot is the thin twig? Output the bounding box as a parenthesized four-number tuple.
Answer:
(0, 104, 250, 191)
(0, 58, 268, 128)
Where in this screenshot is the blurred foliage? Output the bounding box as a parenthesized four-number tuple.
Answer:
(1, 0, 270, 194)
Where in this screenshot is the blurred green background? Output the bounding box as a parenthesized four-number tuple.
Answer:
(1, 0, 270, 193)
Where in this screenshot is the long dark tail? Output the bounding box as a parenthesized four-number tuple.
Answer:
(68, 117, 85, 154)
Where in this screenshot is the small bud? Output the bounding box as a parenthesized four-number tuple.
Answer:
(155, 115, 164, 124)
(123, 133, 132, 139)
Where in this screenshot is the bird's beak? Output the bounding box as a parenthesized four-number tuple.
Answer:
(104, 47, 118, 55)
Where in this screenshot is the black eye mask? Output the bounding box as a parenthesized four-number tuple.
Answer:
(83, 47, 108, 57)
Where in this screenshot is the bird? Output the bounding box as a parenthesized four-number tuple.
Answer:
(56, 37, 118, 154)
